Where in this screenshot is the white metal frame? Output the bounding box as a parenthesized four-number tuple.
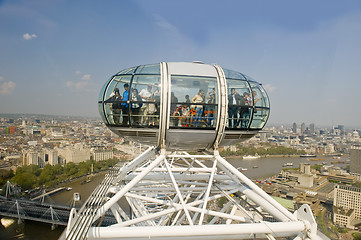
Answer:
(63, 147, 327, 240)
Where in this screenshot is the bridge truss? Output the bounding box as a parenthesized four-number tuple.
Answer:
(0, 196, 70, 226)
(63, 146, 327, 240)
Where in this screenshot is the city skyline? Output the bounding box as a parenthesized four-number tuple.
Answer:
(1, 1, 361, 128)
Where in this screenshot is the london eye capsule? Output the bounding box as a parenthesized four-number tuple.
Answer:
(98, 62, 270, 150)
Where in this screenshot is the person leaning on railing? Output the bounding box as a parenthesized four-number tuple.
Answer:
(105, 88, 122, 124)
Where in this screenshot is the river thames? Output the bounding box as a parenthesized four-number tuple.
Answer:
(1, 155, 349, 239)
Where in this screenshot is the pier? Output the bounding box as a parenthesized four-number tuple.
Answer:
(31, 187, 66, 201)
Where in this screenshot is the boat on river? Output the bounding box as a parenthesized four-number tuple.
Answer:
(237, 167, 248, 171)
(283, 163, 293, 167)
(242, 154, 260, 160)
(73, 192, 81, 201)
(300, 154, 316, 158)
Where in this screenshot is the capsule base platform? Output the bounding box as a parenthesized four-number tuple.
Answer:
(62, 147, 328, 240)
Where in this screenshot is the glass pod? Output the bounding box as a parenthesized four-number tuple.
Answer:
(98, 62, 270, 150)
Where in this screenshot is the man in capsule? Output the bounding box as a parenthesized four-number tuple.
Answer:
(228, 88, 241, 128)
(121, 83, 130, 126)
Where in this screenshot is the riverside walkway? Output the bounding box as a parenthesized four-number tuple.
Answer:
(60, 163, 122, 240)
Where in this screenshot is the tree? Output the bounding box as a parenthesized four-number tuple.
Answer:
(13, 172, 37, 189)
(78, 161, 91, 176)
(39, 164, 55, 184)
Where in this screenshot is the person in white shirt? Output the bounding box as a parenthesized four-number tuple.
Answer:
(139, 84, 155, 125)
(191, 89, 205, 127)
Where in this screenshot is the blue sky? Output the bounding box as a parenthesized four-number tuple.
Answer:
(1, 0, 361, 128)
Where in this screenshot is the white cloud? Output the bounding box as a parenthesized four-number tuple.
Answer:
(66, 80, 90, 91)
(154, 14, 178, 34)
(67, 72, 93, 91)
(264, 84, 276, 93)
(23, 33, 38, 40)
(81, 74, 91, 80)
(0, 80, 16, 95)
(0, 76, 4, 81)
(153, 14, 196, 56)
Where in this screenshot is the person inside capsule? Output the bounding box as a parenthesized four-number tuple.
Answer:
(105, 88, 122, 125)
(191, 89, 205, 127)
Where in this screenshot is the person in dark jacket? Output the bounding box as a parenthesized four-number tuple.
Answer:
(105, 88, 122, 124)
(131, 88, 143, 125)
(228, 88, 241, 128)
(238, 92, 250, 128)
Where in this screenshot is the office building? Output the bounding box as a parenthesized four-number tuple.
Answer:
(338, 125, 345, 135)
(309, 123, 315, 134)
(334, 185, 361, 222)
(301, 123, 305, 134)
(333, 207, 355, 229)
(56, 143, 90, 164)
(292, 122, 297, 133)
(22, 150, 39, 166)
(350, 145, 361, 175)
(91, 150, 113, 161)
(44, 148, 59, 165)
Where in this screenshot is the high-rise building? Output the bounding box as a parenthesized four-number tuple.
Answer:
(338, 125, 345, 135)
(350, 145, 361, 175)
(300, 163, 311, 175)
(301, 122, 306, 134)
(292, 122, 297, 133)
(309, 123, 315, 134)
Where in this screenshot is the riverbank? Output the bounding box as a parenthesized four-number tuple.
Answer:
(222, 154, 300, 158)
(223, 153, 348, 159)
(50, 171, 107, 207)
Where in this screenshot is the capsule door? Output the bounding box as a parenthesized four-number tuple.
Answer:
(165, 62, 219, 150)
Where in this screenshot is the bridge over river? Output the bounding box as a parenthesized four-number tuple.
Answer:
(0, 163, 122, 230)
(0, 196, 71, 226)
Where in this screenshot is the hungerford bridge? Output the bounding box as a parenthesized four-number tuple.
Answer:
(59, 62, 329, 240)
(0, 164, 122, 228)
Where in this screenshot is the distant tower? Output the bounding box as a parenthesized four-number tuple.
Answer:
(350, 145, 361, 175)
(300, 163, 311, 175)
(301, 122, 306, 134)
(292, 122, 297, 133)
(338, 125, 345, 135)
(310, 123, 315, 134)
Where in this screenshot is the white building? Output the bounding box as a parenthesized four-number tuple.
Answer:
(56, 143, 90, 164)
(22, 150, 40, 166)
(43, 148, 59, 165)
(91, 150, 113, 161)
(334, 185, 361, 227)
(333, 206, 355, 229)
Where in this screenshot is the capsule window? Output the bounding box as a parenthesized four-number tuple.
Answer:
(170, 75, 218, 129)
